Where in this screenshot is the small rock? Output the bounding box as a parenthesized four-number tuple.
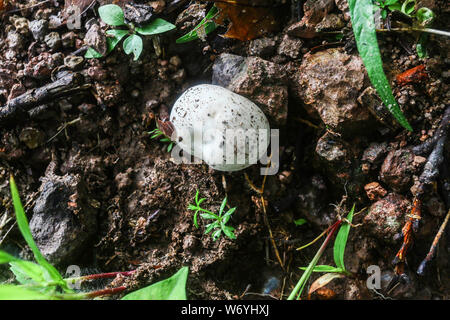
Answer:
(61, 31, 77, 48)
(115, 169, 133, 191)
(364, 193, 410, 243)
(64, 55, 84, 70)
(248, 37, 278, 58)
(316, 13, 345, 31)
(277, 34, 303, 59)
(290, 48, 370, 132)
(29, 170, 98, 265)
(6, 31, 24, 50)
(10, 15, 30, 35)
(212, 53, 288, 126)
(364, 182, 387, 201)
(19, 127, 45, 149)
(362, 142, 389, 165)
(84, 24, 107, 56)
(44, 31, 61, 50)
(29, 19, 49, 41)
(24, 52, 58, 80)
(380, 149, 415, 192)
(169, 56, 182, 68)
(87, 66, 107, 81)
(94, 82, 123, 107)
(335, 0, 350, 21)
(123, 3, 154, 26)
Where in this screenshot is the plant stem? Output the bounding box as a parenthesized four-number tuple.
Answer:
(376, 27, 450, 37)
(287, 220, 342, 300)
(65, 270, 136, 284)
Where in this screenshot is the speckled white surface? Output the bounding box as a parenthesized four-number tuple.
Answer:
(170, 84, 270, 171)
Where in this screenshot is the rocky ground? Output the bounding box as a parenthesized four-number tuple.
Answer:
(0, 0, 449, 299)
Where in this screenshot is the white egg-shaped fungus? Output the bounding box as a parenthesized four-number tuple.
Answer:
(170, 84, 270, 171)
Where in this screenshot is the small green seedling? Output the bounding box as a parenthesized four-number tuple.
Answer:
(86, 4, 176, 60)
(176, 5, 218, 43)
(188, 190, 236, 241)
(373, 0, 402, 19)
(288, 205, 355, 300)
(148, 127, 174, 152)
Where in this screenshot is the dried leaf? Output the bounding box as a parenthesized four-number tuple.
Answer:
(206, 0, 282, 41)
(308, 273, 344, 298)
(0, 0, 4, 12)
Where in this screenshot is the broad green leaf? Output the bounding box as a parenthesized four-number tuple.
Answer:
(348, 0, 413, 131)
(0, 285, 55, 300)
(121, 266, 188, 300)
(98, 4, 126, 26)
(9, 261, 49, 285)
(106, 29, 129, 51)
(299, 265, 344, 273)
(9, 175, 69, 291)
(294, 218, 307, 226)
(136, 18, 176, 35)
(123, 35, 143, 61)
(0, 250, 18, 264)
(176, 5, 218, 43)
(333, 204, 355, 271)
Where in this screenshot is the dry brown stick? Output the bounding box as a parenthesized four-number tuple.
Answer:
(0, 72, 89, 125)
(417, 209, 450, 275)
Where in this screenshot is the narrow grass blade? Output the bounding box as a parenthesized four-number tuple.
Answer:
(333, 204, 355, 271)
(348, 0, 413, 131)
(9, 175, 70, 291)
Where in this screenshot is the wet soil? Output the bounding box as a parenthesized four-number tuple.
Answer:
(0, 0, 449, 300)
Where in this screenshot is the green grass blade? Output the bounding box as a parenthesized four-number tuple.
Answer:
(0, 250, 18, 264)
(348, 0, 413, 131)
(333, 204, 355, 271)
(9, 175, 70, 291)
(176, 5, 218, 44)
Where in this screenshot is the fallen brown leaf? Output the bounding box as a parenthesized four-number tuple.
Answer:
(205, 0, 283, 41)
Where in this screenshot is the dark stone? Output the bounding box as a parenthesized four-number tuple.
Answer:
(29, 171, 98, 266)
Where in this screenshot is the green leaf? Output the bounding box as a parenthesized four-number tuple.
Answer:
(136, 18, 176, 35)
(222, 207, 236, 225)
(0, 285, 55, 300)
(9, 175, 69, 291)
(193, 211, 199, 228)
(219, 197, 227, 216)
(415, 7, 435, 26)
(222, 226, 236, 240)
(401, 0, 416, 15)
(348, 0, 413, 131)
(98, 4, 126, 26)
(9, 261, 49, 285)
(333, 204, 355, 271)
(121, 266, 188, 300)
(123, 35, 143, 61)
(200, 213, 218, 220)
(106, 29, 129, 51)
(387, 3, 402, 11)
(0, 250, 18, 264)
(212, 229, 222, 241)
(167, 143, 174, 153)
(416, 33, 429, 58)
(204, 222, 219, 234)
(299, 265, 344, 273)
(85, 47, 104, 59)
(294, 218, 307, 226)
(194, 190, 199, 203)
(176, 5, 218, 43)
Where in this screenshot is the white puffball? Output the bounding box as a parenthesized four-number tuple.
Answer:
(170, 84, 270, 171)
